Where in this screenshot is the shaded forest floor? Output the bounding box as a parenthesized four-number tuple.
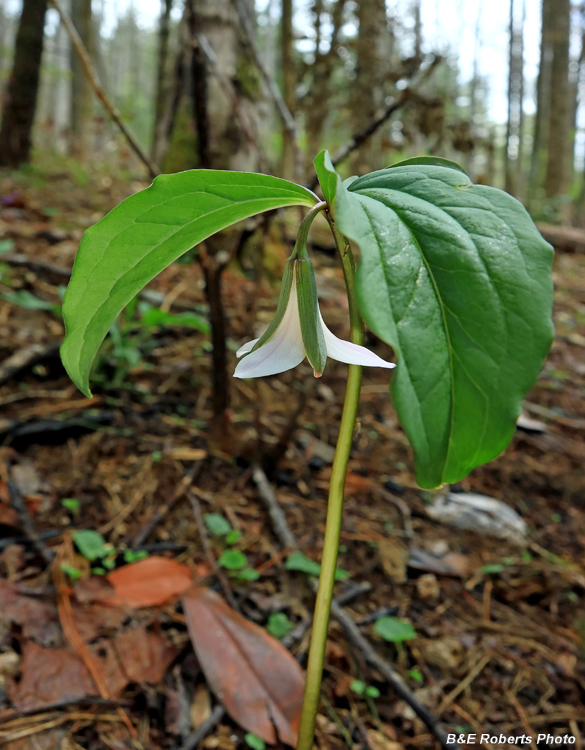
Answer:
(0, 166, 585, 750)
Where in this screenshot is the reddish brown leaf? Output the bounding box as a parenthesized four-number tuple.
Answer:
(0, 579, 61, 646)
(183, 587, 305, 746)
(106, 556, 193, 607)
(8, 627, 177, 711)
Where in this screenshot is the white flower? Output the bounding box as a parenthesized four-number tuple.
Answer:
(234, 263, 395, 379)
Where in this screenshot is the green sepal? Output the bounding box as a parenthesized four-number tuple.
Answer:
(248, 258, 294, 353)
(295, 257, 327, 376)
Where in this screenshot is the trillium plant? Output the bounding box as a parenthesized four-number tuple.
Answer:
(61, 151, 554, 750)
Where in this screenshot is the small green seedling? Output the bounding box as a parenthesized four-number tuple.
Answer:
(218, 549, 248, 570)
(124, 549, 149, 563)
(61, 498, 80, 514)
(267, 612, 294, 639)
(59, 564, 82, 580)
(285, 551, 349, 581)
(72, 530, 114, 562)
(350, 680, 380, 698)
(244, 734, 266, 750)
(407, 668, 424, 684)
(204, 513, 232, 536)
(373, 617, 416, 643)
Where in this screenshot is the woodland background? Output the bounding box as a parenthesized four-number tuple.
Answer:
(0, 1, 585, 750)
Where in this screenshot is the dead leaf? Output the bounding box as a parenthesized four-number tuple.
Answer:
(379, 538, 408, 582)
(106, 556, 193, 607)
(8, 626, 177, 711)
(421, 638, 464, 670)
(416, 573, 440, 599)
(0, 579, 61, 646)
(191, 684, 212, 728)
(367, 730, 403, 750)
(8, 641, 96, 710)
(183, 587, 305, 746)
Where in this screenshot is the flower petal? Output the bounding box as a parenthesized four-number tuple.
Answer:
(320, 312, 396, 369)
(236, 338, 260, 358)
(234, 279, 306, 378)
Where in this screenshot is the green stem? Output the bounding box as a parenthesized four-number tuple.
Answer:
(296, 211, 364, 750)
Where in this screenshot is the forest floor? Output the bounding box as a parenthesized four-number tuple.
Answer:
(0, 166, 584, 750)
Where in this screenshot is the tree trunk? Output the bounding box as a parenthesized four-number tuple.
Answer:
(70, 0, 94, 158)
(280, 0, 295, 179)
(544, 0, 571, 198)
(529, 0, 553, 206)
(152, 0, 173, 157)
(351, 0, 387, 172)
(0, 0, 48, 167)
(504, 0, 525, 197)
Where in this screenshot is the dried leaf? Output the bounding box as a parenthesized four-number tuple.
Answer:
(106, 556, 193, 607)
(379, 539, 408, 582)
(191, 684, 212, 729)
(183, 587, 305, 746)
(367, 730, 403, 750)
(0, 579, 61, 646)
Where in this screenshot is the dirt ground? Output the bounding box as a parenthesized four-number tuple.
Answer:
(0, 168, 584, 750)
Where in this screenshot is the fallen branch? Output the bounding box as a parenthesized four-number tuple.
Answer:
(251, 465, 461, 750)
(48, 0, 160, 179)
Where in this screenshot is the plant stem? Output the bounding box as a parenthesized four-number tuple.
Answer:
(296, 212, 364, 750)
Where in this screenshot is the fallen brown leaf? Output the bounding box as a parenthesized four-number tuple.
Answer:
(379, 538, 408, 582)
(0, 579, 61, 646)
(106, 556, 193, 607)
(183, 587, 305, 746)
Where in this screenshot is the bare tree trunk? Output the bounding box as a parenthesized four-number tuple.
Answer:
(413, 0, 422, 62)
(70, 0, 94, 158)
(505, 0, 524, 197)
(544, 0, 571, 198)
(529, 0, 553, 206)
(280, 0, 295, 179)
(152, 0, 173, 157)
(0, 0, 48, 167)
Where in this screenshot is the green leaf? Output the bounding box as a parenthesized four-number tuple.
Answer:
(481, 563, 505, 575)
(203, 513, 232, 536)
(72, 530, 111, 561)
(387, 155, 469, 175)
(334, 163, 554, 487)
(218, 549, 248, 570)
(123, 549, 149, 563)
(407, 668, 424, 683)
(0, 239, 15, 255)
(237, 567, 260, 581)
(365, 685, 381, 698)
(140, 307, 210, 334)
(1, 290, 57, 312)
(226, 529, 243, 545)
(61, 498, 80, 513)
(373, 616, 416, 643)
(314, 150, 338, 206)
(60, 564, 82, 580)
(285, 551, 349, 581)
(61, 170, 317, 396)
(350, 679, 366, 695)
(267, 612, 294, 639)
(244, 733, 266, 750)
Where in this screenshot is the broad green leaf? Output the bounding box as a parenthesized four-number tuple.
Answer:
(334, 163, 554, 488)
(61, 170, 317, 396)
(140, 307, 210, 333)
(373, 616, 416, 643)
(387, 155, 468, 175)
(314, 150, 337, 206)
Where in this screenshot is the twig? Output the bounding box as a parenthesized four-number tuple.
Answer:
(181, 704, 225, 750)
(1, 254, 70, 279)
(251, 465, 461, 750)
(0, 343, 60, 388)
(7, 480, 54, 565)
(281, 581, 372, 649)
(131, 462, 203, 548)
(187, 490, 239, 611)
(437, 654, 491, 716)
(376, 487, 414, 539)
(0, 529, 62, 552)
(48, 0, 160, 179)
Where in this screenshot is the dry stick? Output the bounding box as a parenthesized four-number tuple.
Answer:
(48, 0, 160, 180)
(7, 480, 55, 565)
(131, 461, 203, 549)
(187, 490, 239, 612)
(251, 466, 461, 750)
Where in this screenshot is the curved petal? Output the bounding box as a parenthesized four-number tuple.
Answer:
(236, 338, 260, 358)
(320, 311, 396, 369)
(234, 280, 306, 378)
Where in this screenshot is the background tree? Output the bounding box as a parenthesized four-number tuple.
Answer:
(0, 0, 48, 167)
(70, 0, 94, 158)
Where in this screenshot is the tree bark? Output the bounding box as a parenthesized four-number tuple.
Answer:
(152, 0, 173, 157)
(280, 0, 295, 179)
(0, 0, 49, 167)
(505, 0, 525, 197)
(544, 0, 571, 198)
(70, 0, 94, 158)
(529, 0, 553, 205)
